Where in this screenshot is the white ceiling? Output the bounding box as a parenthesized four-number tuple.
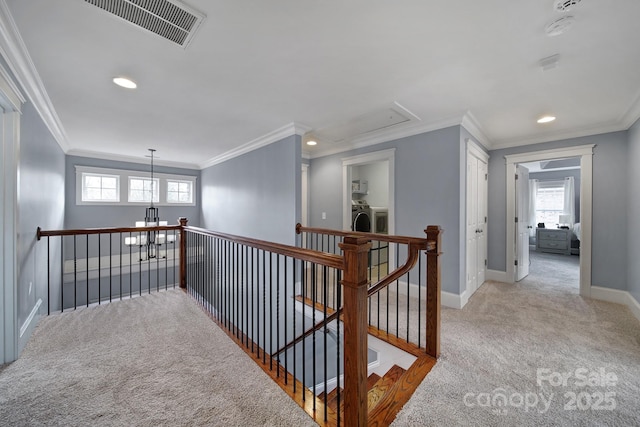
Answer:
(3, 0, 640, 169)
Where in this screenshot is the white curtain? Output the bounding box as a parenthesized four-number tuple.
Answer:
(529, 179, 538, 237)
(563, 176, 575, 226)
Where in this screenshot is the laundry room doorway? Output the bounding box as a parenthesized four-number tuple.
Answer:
(342, 149, 395, 267)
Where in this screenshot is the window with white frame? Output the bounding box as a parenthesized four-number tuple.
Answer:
(167, 180, 193, 204)
(81, 172, 120, 202)
(76, 166, 196, 206)
(128, 177, 160, 203)
(535, 180, 565, 226)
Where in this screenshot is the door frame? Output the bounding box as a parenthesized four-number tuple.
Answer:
(505, 144, 594, 297)
(0, 65, 24, 363)
(341, 149, 395, 235)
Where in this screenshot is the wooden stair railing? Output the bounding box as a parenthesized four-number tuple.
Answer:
(37, 219, 442, 427)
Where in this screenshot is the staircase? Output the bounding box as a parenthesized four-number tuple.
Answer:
(317, 354, 436, 427)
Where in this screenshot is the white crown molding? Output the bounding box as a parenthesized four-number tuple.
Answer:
(490, 121, 627, 151)
(460, 111, 491, 149)
(0, 1, 70, 151)
(199, 122, 311, 169)
(307, 114, 465, 160)
(67, 148, 200, 170)
(620, 88, 640, 129)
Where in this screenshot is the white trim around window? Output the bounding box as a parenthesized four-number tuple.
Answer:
(76, 166, 197, 207)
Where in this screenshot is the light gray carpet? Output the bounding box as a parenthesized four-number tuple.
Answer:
(0, 290, 317, 427)
(392, 266, 640, 426)
(2, 266, 639, 426)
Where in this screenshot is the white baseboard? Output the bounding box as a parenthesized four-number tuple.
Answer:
(18, 298, 42, 354)
(486, 269, 512, 283)
(591, 286, 640, 323)
(441, 290, 468, 309)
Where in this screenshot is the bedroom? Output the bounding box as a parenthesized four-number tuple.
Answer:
(519, 157, 581, 288)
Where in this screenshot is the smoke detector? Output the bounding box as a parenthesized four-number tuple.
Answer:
(546, 16, 575, 36)
(554, 0, 582, 12)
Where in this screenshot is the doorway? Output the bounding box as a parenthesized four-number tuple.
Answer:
(342, 149, 395, 269)
(504, 145, 594, 297)
(515, 158, 581, 289)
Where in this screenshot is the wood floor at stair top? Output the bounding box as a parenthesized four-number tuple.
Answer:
(316, 355, 437, 426)
(367, 365, 406, 411)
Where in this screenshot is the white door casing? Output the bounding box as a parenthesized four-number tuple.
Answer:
(505, 145, 594, 297)
(515, 165, 530, 281)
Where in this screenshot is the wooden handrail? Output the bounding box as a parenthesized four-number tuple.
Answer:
(272, 239, 426, 358)
(185, 226, 344, 270)
(296, 223, 436, 251)
(36, 224, 182, 240)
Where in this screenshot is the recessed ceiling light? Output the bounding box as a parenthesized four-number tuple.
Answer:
(537, 116, 556, 124)
(113, 77, 137, 89)
(306, 140, 317, 146)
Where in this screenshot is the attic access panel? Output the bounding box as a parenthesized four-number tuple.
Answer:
(84, 0, 205, 48)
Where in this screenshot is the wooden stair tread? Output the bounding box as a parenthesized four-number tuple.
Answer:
(367, 355, 437, 427)
(367, 365, 406, 411)
(367, 373, 382, 390)
(325, 372, 383, 412)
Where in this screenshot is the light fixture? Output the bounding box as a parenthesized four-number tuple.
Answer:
(124, 149, 172, 260)
(113, 77, 137, 89)
(306, 140, 317, 146)
(537, 116, 556, 124)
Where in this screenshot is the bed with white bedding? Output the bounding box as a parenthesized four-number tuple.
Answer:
(571, 222, 581, 255)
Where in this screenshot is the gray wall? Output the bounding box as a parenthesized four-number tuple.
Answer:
(628, 119, 640, 303)
(488, 131, 628, 291)
(65, 155, 201, 228)
(309, 126, 463, 294)
(529, 168, 581, 223)
(17, 101, 66, 352)
(200, 135, 301, 245)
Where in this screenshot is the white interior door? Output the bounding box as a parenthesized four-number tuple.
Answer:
(466, 155, 479, 294)
(515, 165, 530, 281)
(466, 148, 488, 296)
(477, 159, 487, 286)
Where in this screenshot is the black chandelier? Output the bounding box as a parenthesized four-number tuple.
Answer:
(124, 148, 170, 260)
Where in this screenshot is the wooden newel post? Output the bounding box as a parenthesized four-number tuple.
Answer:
(425, 225, 442, 358)
(179, 217, 188, 289)
(339, 235, 371, 427)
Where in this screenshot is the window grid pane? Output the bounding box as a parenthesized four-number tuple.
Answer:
(167, 180, 192, 204)
(535, 183, 565, 226)
(82, 173, 119, 202)
(128, 177, 159, 203)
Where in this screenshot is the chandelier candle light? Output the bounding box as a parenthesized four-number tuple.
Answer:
(124, 148, 172, 260)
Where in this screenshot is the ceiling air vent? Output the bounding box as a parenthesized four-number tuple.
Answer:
(554, 0, 582, 12)
(84, 0, 205, 48)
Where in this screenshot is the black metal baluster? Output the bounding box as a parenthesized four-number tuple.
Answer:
(73, 235, 77, 310)
(47, 237, 50, 315)
(406, 269, 411, 343)
(262, 249, 266, 364)
(301, 259, 306, 402)
(60, 237, 63, 312)
(276, 254, 281, 378)
(245, 245, 249, 348)
(336, 269, 342, 426)
(292, 257, 297, 394)
(86, 234, 89, 307)
(119, 233, 122, 301)
(418, 252, 422, 349)
(323, 264, 328, 422)
(129, 232, 132, 298)
(312, 262, 317, 406)
(269, 251, 273, 370)
(396, 245, 400, 337)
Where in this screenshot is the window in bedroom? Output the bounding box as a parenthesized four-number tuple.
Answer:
(534, 180, 565, 226)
